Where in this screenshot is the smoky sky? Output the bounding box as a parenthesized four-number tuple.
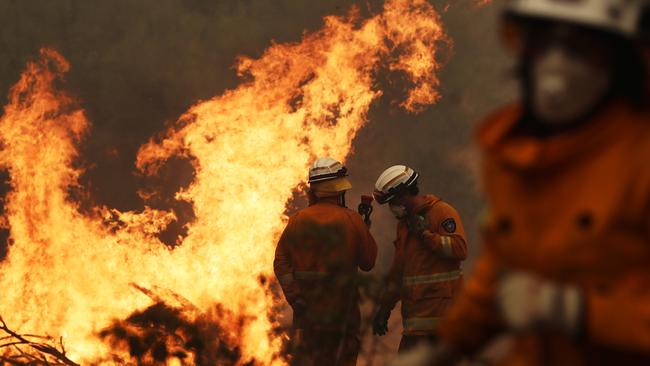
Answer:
(0, 0, 516, 302)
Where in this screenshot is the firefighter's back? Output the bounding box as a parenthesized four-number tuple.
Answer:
(284, 200, 375, 331)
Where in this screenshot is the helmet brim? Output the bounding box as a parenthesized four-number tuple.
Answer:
(311, 177, 352, 198)
(373, 189, 393, 205)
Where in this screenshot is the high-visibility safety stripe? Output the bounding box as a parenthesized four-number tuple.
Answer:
(402, 269, 462, 286)
(294, 271, 328, 280)
(441, 235, 454, 256)
(403, 317, 440, 331)
(278, 273, 295, 287)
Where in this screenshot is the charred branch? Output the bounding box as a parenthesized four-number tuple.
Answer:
(0, 316, 79, 366)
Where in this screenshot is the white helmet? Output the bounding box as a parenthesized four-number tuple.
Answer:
(504, 0, 646, 37)
(309, 157, 352, 198)
(373, 165, 419, 204)
(308, 157, 348, 183)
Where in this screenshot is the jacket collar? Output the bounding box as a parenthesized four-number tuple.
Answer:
(311, 196, 341, 207)
(476, 100, 641, 171)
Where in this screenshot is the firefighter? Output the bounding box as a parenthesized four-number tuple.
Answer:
(371, 165, 468, 353)
(274, 157, 378, 366)
(428, 0, 650, 365)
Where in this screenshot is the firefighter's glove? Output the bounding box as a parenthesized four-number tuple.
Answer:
(358, 202, 373, 217)
(407, 215, 429, 238)
(498, 271, 583, 336)
(372, 307, 391, 336)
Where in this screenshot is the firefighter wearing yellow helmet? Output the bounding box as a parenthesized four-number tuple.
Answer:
(274, 157, 377, 366)
(307, 157, 353, 202)
(371, 165, 468, 354)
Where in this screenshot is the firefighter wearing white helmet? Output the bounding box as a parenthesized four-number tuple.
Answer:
(373, 165, 419, 204)
(274, 157, 377, 366)
(308, 157, 352, 202)
(427, 0, 650, 365)
(499, 0, 647, 126)
(505, 0, 646, 36)
(371, 165, 468, 355)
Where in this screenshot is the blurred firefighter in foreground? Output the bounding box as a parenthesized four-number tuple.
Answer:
(422, 0, 650, 365)
(274, 157, 378, 366)
(371, 165, 468, 353)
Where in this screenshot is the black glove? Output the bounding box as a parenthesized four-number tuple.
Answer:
(358, 202, 373, 217)
(372, 307, 391, 336)
(358, 202, 373, 226)
(407, 214, 428, 238)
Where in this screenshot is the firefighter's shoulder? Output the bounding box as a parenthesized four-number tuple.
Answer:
(475, 103, 522, 151)
(429, 199, 461, 219)
(341, 206, 366, 224)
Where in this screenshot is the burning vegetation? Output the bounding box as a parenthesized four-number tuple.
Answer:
(98, 301, 246, 365)
(0, 0, 448, 364)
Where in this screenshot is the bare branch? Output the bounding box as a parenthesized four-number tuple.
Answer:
(0, 316, 80, 366)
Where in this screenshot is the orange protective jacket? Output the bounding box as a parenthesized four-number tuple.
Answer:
(437, 101, 650, 365)
(274, 198, 378, 332)
(380, 195, 468, 335)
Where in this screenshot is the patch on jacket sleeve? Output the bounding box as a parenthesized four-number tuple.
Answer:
(441, 218, 456, 233)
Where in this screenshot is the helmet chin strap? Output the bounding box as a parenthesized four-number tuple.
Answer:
(339, 192, 347, 208)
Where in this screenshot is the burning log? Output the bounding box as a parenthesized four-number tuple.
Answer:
(0, 317, 79, 366)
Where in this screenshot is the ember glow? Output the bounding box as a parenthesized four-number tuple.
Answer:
(0, 0, 448, 364)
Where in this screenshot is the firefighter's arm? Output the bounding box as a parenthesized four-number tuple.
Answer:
(421, 202, 468, 260)
(350, 211, 378, 271)
(379, 236, 405, 311)
(437, 249, 503, 355)
(273, 218, 302, 305)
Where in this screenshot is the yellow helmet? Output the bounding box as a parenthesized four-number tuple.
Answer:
(308, 157, 352, 198)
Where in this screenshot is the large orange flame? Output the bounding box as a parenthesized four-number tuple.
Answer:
(0, 0, 448, 364)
